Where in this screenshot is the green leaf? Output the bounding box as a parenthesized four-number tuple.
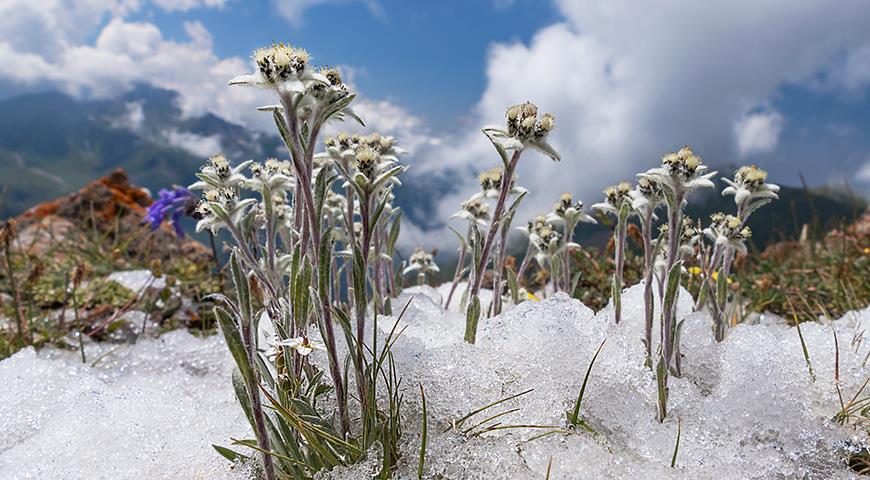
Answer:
(215, 307, 254, 387)
(418, 384, 428, 480)
(656, 355, 668, 422)
(387, 212, 402, 255)
(352, 242, 367, 313)
(505, 265, 519, 304)
(369, 194, 389, 233)
(716, 266, 728, 310)
(482, 128, 511, 168)
(569, 339, 606, 426)
(464, 295, 481, 344)
(670, 418, 682, 468)
(611, 275, 621, 319)
(229, 252, 251, 328)
(318, 227, 334, 296)
(213, 444, 249, 463)
(663, 261, 682, 325)
(293, 259, 312, 330)
(448, 225, 469, 253)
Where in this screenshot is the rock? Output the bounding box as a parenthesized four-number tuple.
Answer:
(14, 168, 212, 265)
(14, 215, 75, 256)
(106, 270, 166, 293)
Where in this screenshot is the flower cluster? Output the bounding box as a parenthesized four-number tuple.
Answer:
(254, 43, 310, 83)
(472, 166, 525, 200)
(593, 181, 633, 216)
(704, 212, 752, 251)
(644, 146, 716, 194)
(481, 101, 560, 161)
(247, 158, 295, 194)
(546, 192, 596, 227)
(505, 102, 555, 140)
(451, 197, 491, 226)
(403, 247, 440, 285)
(722, 164, 780, 208)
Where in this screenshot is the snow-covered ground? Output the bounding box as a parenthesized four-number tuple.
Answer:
(2, 282, 869, 479)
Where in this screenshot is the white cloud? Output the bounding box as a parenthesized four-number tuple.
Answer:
(112, 101, 146, 130)
(272, 0, 384, 26)
(416, 0, 870, 234)
(734, 111, 784, 157)
(857, 158, 870, 183)
(166, 129, 223, 157)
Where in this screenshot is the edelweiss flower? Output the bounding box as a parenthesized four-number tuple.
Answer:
(703, 212, 752, 252)
(629, 177, 665, 217)
(546, 193, 596, 226)
(592, 182, 633, 216)
(245, 158, 295, 194)
(481, 102, 560, 161)
(471, 166, 526, 200)
(189, 154, 251, 191)
(451, 196, 491, 226)
(229, 43, 326, 93)
(641, 146, 717, 196)
(194, 186, 256, 234)
(403, 248, 440, 275)
(721, 165, 780, 208)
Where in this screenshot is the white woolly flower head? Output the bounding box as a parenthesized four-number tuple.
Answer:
(547, 192, 596, 226)
(704, 212, 752, 252)
(246, 157, 295, 194)
(253, 43, 309, 83)
(629, 176, 665, 216)
(721, 164, 780, 209)
(641, 145, 717, 197)
(471, 166, 525, 200)
(482, 102, 560, 161)
(403, 247, 439, 275)
(592, 181, 632, 216)
(451, 196, 491, 226)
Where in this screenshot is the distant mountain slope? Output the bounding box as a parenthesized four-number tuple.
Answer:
(0, 88, 864, 253)
(0, 86, 282, 217)
(568, 182, 867, 252)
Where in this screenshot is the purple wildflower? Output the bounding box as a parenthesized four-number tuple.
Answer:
(144, 186, 197, 237)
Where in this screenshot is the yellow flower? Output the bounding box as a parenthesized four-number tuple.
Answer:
(711, 271, 733, 284)
(688, 266, 702, 276)
(527, 291, 541, 302)
(864, 247, 870, 255)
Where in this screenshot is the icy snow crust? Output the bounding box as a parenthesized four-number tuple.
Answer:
(0, 331, 252, 479)
(2, 282, 869, 479)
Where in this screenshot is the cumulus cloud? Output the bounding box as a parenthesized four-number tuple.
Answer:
(416, 0, 870, 236)
(0, 0, 433, 150)
(166, 130, 223, 157)
(857, 158, 870, 183)
(734, 111, 784, 157)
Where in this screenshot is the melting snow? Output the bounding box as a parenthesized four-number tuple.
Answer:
(2, 282, 869, 479)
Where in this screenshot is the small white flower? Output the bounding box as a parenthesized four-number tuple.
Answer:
(546, 192, 596, 226)
(470, 166, 527, 201)
(703, 212, 752, 252)
(189, 154, 252, 191)
(721, 165, 780, 209)
(451, 196, 491, 226)
(403, 248, 440, 276)
(641, 146, 717, 197)
(481, 102, 560, 161)
(592, 181, 632, 216)
(275, 336, 325, 357)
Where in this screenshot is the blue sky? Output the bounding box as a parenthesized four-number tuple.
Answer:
(131, 0, 561, 128)
(2, 0, 870, 245)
